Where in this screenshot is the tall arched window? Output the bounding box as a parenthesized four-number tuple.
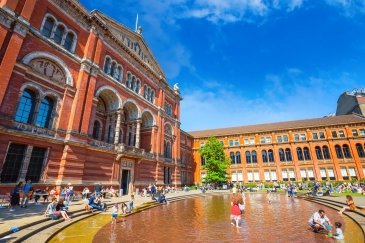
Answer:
(136, 80, 141, 94)
(335, 145, 343, 159)
(15, 89, 36, 124)
(131, 77, 136, 91)
(279, 149, 285, 162)
(245, 151, 251, 164)
(230, 152, 235, 164)
(303, 147, 311, 160)
(262, 150, 268, 163)
(116, 67, 122, 81)
(268, 149, 274, 162)
(164, 140, 172, 159)
(236, 152, 241, 164)
(342, 144, 351, 158)
(110, 62, 116, 77)
(92, 120, 101, 139)
(42, 17, 55, 38)
(104, 57, 111, 74)
(322, 146, 331, 159)
(126, 73, 131, 88)
(36, 97, 54, 128)
(285, 148, 292, 161)
(315, 146, 323, 160)
(252, 150, 257, 163)
(54, 25, 65, 44)
(356, 143, 365, 158)
(296, 147, 303, 161)
(63, 32, 75, 52)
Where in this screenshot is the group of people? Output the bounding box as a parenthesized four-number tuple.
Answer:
(309, 209, 344, 240)
(44, 197, 71, 221)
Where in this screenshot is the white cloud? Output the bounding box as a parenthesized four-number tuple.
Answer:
(181, 70, 362, 131)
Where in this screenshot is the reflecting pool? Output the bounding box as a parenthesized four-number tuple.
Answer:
(50, 193, 363, 243)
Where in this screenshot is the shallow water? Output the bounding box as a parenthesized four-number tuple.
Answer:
(50, 193, 363, 243)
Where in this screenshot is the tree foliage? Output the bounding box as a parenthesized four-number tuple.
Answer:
(200, 137, 229, 184)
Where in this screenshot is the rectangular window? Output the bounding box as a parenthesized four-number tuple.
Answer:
(26, 147, 47, 183)
(237, 172, 243, 182)
(264, 171, 271, 181)
(360, 129, 365, 136)
(247, 172, 253, 181)
(253, 171, 260, 181)
(307, 169, 314, 178)
(249, 138, 255, 145)
(244, 139, 249, 145)
(265, 137, 271, 143)
(327, 168, 335, 180)
(349, 167, 356, 177)
(319, 132, 325, 139)
(277, 136, 282, 143)
(288, 169, 295, 180)
(229, 140, 233, 147)
(201, 172, 206, 181)
(340, 167, 348, 176)
(0, 144, 27, 183)
(231, 172, 237, 182)
(352, 129, 358, 137)
(338, 130, 345, 138)
(283, 135, 288, 142)
(300, 134, 306, 141)
(234, 140, 239, 146)
(312, 133, 318, 140)
(282, 170, 288, 179)
(332, 131, 338, 138)
(320, 168, 327, 178)
(300, 169, 307, 178)
(200, 142, 205, 148)
(260, 137, 265, 144)
(294, 134, 299, 141)
(270, 171, 277, 181)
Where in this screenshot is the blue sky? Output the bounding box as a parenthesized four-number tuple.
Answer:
(80, 0, 365, 132)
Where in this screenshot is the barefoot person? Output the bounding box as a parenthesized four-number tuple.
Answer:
(111, 203, 119, 224)
(338, 195, 356, 214)
(230, 199, 242, 228)
(309, 209, 332, 233)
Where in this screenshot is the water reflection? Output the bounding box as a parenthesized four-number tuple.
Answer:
(93, 193, 363, 243)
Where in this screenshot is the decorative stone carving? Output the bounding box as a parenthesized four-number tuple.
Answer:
(50, 0, 90, 30)
(0, 10, 14, 29)
(29, 58, 67, 84)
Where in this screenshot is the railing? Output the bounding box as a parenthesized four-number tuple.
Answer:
(116, 144, 155, 160)
(12, 121, 56, 137)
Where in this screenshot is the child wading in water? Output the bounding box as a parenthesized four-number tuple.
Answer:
(111, 203, 118, 224)
(230, 199, 242, 228)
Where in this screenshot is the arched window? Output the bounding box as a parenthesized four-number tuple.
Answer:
(143, 85, 148, 99)
(303, 147, 311, 160)
(36, 97, 54, 128)
(54, 25, 65, 44)
(104, 57, 111, 74)
(262, 150, 268, 163)
(322, 146, 331, 159)
(285, 148, 292, 161)
(63, 32, 75, 52)
(236, 152, 241, 164)
(296, 147, 303, 161)
(42, 17, 55, 38)
(315, 146, 323, 160)
(230, 152, 235, 164)
(164, 141, 172, 159)
(131, 77, 136, 91)
(335, 145, 343, 159)
(279, 149, 285, 162)
(136, 80, 141, 94)
(252, 150, 257, 163)
(342, 144, 351, 158)
(356, 143, 365, 158)
(151, 91, 155, 103)
(245, 151, 251, 164)
(268, 149, 274, 162)
(110, 62, 116, 77)
(92, 120, 101, 139)
(15, 89, 36, 124)
(116, 67, 123, 81)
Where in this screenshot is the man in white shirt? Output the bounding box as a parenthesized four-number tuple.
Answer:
(309, 209, 332, 233)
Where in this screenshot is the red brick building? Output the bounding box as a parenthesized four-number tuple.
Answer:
(191, 115, 365, 184)
(0, 0, 194, 193)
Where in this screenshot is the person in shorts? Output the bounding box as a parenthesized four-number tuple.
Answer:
(309, 209, 332, 233)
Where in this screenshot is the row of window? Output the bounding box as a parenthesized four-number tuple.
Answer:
(202, 143, 365, 166)
(41, 15, 76, 53)
(227, 128, 365, 146)
(203, 166, 359, 182)
(103, 56, 123, 81)
(0, 144, 47, 183)
(164, 102, 172, 116)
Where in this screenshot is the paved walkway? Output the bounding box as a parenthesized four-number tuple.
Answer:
(0, 191, 364, 239)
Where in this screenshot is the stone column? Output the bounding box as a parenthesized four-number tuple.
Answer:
(104, 115, 110, 142)
(126, 125, 130, 146)
(131, 123, 136, 147)
(135, 119, 141, 148)
(114, 109, 122, 145)
(18, 145, 33, 181)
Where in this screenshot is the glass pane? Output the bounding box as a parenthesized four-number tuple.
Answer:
(36, 97, 53, 128)
(42, 18, 54, 38)
(25, 147, 47, 182)
(54, 25, 65, 44)
(0, 144, 26, 182)
(15, 90, 35, 124)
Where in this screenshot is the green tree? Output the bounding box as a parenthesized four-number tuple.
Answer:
(200, 137, 229, 184)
